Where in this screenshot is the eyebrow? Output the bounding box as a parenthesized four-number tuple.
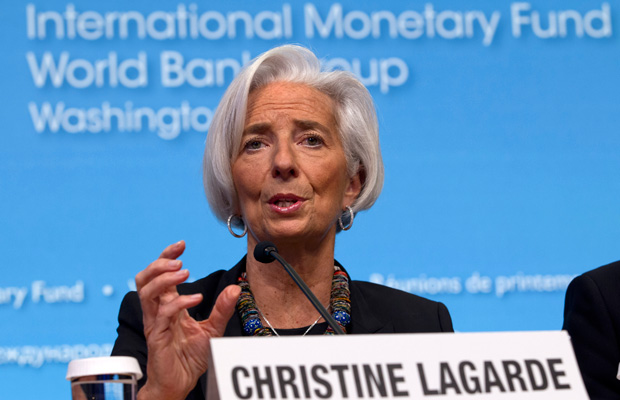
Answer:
(295, 119, 332, 134)
(242, 123, 270, 136)
(242, 120, 333, 136)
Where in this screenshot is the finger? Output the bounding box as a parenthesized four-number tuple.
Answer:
(136, 259, 182, 291)
(151, 293, 204, 336)
(159, 240, 185, 259)
(139, 268, 188, 303)
(135, 240, 185, 289)
(202, 285, 241, 337)
(139, 269, 190, 327)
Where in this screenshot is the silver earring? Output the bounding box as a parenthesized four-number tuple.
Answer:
(227, 214, 247, 238)
(338, 206, 354, 231)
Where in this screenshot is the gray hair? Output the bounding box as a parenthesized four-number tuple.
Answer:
(203, 45, 384, 224)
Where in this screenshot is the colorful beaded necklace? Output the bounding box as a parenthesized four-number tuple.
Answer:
(237, 265, 351, 336)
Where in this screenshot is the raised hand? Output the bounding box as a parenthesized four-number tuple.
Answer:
(135, 240, 241, 400)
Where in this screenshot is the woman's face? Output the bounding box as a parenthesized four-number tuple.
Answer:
(232, 81, 361, 246)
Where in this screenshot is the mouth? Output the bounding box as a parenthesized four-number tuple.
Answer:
(268, 194, 305, 212)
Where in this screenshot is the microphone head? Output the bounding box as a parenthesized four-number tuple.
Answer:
(254, 241, 278, 263)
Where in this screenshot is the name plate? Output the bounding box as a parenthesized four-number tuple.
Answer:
(208, 331, 587, 399)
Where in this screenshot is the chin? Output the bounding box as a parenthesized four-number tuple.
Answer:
(265, 229, 309, 244)
(262, 225, 334, 247)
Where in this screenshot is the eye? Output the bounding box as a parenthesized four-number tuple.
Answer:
(243, 139, 265, 151)
(301, 135, 323, 147)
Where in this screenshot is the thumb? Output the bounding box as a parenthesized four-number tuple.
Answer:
(203, 284, 241, 337)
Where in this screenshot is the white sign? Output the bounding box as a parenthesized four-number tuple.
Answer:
(208, 331, 587, 399)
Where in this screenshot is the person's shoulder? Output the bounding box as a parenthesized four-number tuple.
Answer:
(568, 260, 620, 308)
(352, 280, 442, 308)
(568, 260, 620, 295)
(581, 260, 620, 283)
(565, 260, 620, 320)
(351, 280, 453, 332)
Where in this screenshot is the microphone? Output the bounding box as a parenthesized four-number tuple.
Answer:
(253, 241, 277, 263)
(253, 241, 345, 335)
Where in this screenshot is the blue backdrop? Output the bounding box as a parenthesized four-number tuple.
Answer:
(1, 1, 619, 398)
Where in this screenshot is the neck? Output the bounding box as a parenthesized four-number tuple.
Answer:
(244, 232, 336, 329)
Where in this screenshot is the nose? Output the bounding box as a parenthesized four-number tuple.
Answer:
(271, 141, 298, 180)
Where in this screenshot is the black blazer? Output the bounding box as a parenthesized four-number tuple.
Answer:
(563, 260, 620, 399)
(112, 257, 454, 400)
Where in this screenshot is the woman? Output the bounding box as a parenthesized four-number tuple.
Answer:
(112, 45, 453, 400)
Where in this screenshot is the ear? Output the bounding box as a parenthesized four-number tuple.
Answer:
(342, 170, 362, 208)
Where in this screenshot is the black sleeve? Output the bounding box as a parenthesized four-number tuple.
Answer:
(437, 301, 454, 332)
(111, 291, 148, 389)
(563, 273, 620, 399)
